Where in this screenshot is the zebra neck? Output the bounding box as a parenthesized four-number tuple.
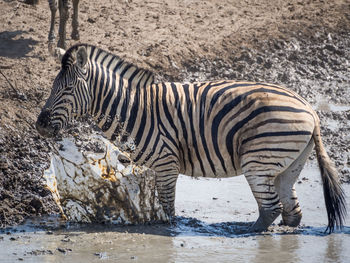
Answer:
(87, 51, 154, 149)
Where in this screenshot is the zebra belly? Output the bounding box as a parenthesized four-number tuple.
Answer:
(181, 157, 241, 178)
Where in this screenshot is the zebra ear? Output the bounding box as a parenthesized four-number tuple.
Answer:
(76, 46, 87, 69)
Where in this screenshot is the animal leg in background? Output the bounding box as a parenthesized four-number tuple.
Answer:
(71, 0, 80, 41)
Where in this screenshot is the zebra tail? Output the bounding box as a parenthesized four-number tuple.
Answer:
(313, 122, 347, 233)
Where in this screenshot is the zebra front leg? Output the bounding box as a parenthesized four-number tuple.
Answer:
(71, 0, 80, 40)
(245, 173, 282, 232)
(57, 0, 69, 49)
(48, 0, 58, 53)
(155, 172, 179, 219)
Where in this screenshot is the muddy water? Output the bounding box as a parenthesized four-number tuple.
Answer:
(316, 99, 350, 113)
(1, 164, 349, 262)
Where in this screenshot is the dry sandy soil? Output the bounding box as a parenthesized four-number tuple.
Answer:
(0, 0, 349, 227)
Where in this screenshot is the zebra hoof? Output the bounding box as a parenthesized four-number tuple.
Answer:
(57, 40, 67, 51)
(54, 48, 66, 61)
(247, 223, 269, 233)
(71, 31, 80, 40)
(248, 208, 282, 233)
(48, 42, 56, 56)
(281, 212, 302, 227)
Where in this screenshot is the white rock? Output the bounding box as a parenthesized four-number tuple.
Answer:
(44, 135, 167, 224)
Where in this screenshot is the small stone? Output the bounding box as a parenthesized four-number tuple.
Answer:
(24, 0, 39, 4)
(263, 61, 272, 69)
(57, 247, 66, 253)
(324, 44, 336, 52)
(87, 18, 96, 23)
(0, 156, 9, 170)
(17, 92, 28, 101)
(256, 56, 263, 64)
(94, 252, 108, 259)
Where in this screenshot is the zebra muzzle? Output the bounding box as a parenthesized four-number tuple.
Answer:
(36, 110, 59, 138)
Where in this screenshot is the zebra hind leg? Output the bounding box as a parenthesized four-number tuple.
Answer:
(244, 172, 283, 232)
(71, 0, 80, 40)
(48, 0, 58, 53)
(274, 138, 314, 227)
(57, 0, 69, 49)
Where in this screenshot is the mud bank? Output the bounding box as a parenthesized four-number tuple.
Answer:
(1, 165, 349, 262)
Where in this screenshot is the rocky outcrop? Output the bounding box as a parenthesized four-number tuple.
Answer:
(44, 135, 167, 224)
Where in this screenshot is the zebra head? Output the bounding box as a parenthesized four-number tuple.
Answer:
(36, 45, 91, 137)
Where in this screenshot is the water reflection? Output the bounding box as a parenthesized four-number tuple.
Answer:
(324, 235, 342, 263)
(253, 234, 300, 263)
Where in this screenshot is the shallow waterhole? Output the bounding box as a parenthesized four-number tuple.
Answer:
(1, 164, 349, 262)
(317, 100, 350, 113)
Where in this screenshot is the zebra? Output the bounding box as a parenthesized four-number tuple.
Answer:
(48, 0, 80, 52)
(36, 44, 347, 233)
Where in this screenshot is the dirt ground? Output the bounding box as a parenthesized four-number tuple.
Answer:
(0, 0, 349, 227)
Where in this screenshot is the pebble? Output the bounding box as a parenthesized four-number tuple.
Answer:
(57, 247, 66, 253)
(94, 252, 108, 259)
(87, 17, 96, 23)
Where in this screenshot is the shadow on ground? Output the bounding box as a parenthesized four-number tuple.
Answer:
(0, 30, 38, 58)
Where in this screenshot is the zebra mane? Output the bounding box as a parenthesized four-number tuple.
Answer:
(61, 44, 155, 84)
(61, 44, 81, 69)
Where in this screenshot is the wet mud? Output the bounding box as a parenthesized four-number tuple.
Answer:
(1, 165, 350, 262)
